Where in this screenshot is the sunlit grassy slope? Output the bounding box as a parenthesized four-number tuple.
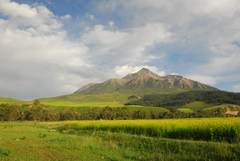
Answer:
(176, 101, 212, 113)
(0, 118, 240, 161)
(0, 97, 28, 105)
(180, 101, 212, 110)
(177, 102, 240, 113)
(39, 88, 187, 107)
(40, 93, 130, 107)
(39, 93, 163, 112)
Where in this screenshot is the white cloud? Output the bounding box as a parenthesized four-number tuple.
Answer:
(108, 21, 114, 27)
(99, 0, 240, 90)
(0, 0, 37, 18)
(81, 23, 172, 66)
(185, 74, 217, 86)
(0, 0, 92, 99)
(114, 0, 240, 16)
(170, 73, 180, 75)
(0, 0, 61, 34)
(232, 84, 240, 92)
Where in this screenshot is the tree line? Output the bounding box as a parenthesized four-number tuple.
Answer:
(0, 100, 237, 121)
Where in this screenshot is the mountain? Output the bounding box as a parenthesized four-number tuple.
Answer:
(74, 68, 217, 94)
(40, 68, 240, 111)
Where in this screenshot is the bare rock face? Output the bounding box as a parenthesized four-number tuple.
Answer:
(74, 68, 217, 94)
(123, 68, 160, 81)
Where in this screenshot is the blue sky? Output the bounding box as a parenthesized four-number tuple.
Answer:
(0, 0, 240, 99)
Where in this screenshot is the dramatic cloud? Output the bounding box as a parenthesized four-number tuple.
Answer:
(185, 74, 217, 86)
(0, 0, 37, 17)
(0, 0, 172, 99)
(99, 0, 240, 91)
(0, 0, 240, 99)
(233, 84, 240, 92)
(81, 23, 172, 66)
(0, 0, 90, 98)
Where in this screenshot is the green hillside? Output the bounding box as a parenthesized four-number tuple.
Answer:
(40, 89, 187, 108)
(126, 90, 240, 108)
(0, 97, 27, 105)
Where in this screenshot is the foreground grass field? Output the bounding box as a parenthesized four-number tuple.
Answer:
(54, 118, 240, 143)
(0, 118, 240, 161)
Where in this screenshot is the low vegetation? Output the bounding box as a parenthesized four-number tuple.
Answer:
(55, 118, 240, 143)
(0, 118, 240, 161)
(0, 100, 171, 121)
(0, 147, 10, 157)
(0, 102, 239, 121)
(1, 98, 240, 121)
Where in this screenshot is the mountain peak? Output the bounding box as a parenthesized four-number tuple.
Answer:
(137, 68, 151, 73)
(123, 68, 160, 81)
(75, 68, 217, 94)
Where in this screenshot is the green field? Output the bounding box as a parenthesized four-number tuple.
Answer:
(39, 89, 186, 108)
(0, 97, 28, 105)
(40, 92, 141, 107)
(2, 90, 239, 115)
(0, 118, 240, 161)
(40, 93, 127, 107)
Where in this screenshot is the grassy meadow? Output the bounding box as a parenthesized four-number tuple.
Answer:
(0, 118, 240, 161)
(39, 93, 132, 107)
(1, 92, 240, 160)
(0, 97, 28, 105)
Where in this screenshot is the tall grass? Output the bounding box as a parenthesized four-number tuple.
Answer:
(1, 121, 240, 161)
(55, 118, 240, 143)
(0, 147, 10, 157)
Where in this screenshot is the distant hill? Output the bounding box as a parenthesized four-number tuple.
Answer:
(126, 90, 240, 108)
(75, 68, 217, 94)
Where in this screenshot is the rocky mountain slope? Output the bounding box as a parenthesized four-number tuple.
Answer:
(75, 68, 216, 94)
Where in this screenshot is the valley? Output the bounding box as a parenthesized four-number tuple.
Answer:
(0, 68, 240, 161)
(1, 0, 240, 160)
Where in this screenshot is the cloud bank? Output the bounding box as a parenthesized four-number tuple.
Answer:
(0, 0, 240, 99)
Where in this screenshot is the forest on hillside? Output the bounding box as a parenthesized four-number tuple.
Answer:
(126, 90, 240, 107)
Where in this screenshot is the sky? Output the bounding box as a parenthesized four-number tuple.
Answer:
(0, 0, 240, 99)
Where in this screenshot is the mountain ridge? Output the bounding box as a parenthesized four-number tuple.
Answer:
(74, 68, 217, 94)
